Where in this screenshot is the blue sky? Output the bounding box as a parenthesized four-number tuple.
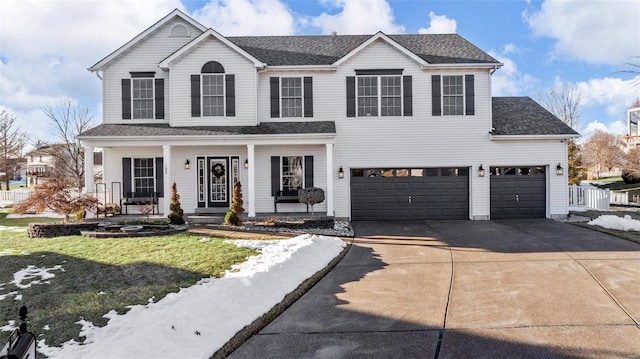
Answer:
(1, 0, 638, 147)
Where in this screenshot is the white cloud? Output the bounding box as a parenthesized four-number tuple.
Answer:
(192, 0, 295, 36)
(579, 119, 627, 144)
(0, 0, 183, 142)
(418, 11, 456, 34)
(311, 0, 404, 34)
(488, 50, 539, 96)
(525, 0, 640, 64)
(575, 76, 640, 116)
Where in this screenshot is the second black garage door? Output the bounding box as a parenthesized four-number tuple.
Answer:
(351, 167, 469, 221)
(490, 166, 546, 219)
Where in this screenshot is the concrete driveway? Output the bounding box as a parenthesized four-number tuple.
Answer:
(228, 219, 640, 358)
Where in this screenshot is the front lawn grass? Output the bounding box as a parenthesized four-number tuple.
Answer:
(0, 214, 257, 350)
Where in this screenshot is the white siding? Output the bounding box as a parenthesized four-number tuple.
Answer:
(168, 38, 257, 127)
(92, 32, 571, 220)
(101, 18, 203, 124)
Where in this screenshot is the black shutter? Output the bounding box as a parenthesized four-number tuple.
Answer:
(155, 157, 164, 198)
(403, 75, 412, 116)
(122, 79, 131, 120)
(122, 158, 132, 195)
(155, 79, 164, 119)
(271, 156, 280, 196)
(303, 77, 313, 117)
(346, 76, 356, 117)
(225, 74, 235, 117)
(270, 77, 280, 118)
(465, 74, 475, 116)
(304, 156, 314, 188)
(191, 75, 201, 117)
(432, 75, 441, 116)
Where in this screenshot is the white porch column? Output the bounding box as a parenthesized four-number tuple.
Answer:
(84, 145, 95, 219)
(84, 145, 94, 194)
(325, 143, 334, 216)
(247, 144, 256, 217)
(162, 145, 172, 216)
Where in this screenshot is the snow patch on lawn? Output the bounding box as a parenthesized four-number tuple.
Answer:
(11, 265, 64, 289)
(588, 215, 640, 231)
(38, 234, 346, 359)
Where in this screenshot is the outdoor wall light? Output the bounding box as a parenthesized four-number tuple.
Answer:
(338, 166, 345, 179)
(244, 158, 249, 169)
(556, 163, 564, 176)
(184, 159, 190, 170)
(478, 164, 485, 177)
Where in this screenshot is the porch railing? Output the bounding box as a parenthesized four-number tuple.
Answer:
(568, 185, 610, 211)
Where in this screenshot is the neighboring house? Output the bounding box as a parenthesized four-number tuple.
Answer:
(26, 144, 103, 189)
(79, 9, 578, 220)
(25, 144, 57, 188)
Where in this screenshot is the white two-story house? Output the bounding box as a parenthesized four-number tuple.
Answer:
(79, 9, 578, 220)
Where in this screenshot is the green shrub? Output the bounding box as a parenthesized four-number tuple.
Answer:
(622, 170, 640, 184)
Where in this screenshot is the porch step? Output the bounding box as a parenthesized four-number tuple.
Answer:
(186, 214, 225, 224)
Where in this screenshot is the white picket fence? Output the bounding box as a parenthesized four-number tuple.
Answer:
(568, 185, 610, 211)
(0, 190, 32, 207)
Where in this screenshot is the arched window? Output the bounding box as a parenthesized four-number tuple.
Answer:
(201, 61, 225, 74)
(201, 61, 225, 116)
(169, 23, 190, 37)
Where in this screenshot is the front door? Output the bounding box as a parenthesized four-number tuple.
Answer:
(208, 157, 229, 207)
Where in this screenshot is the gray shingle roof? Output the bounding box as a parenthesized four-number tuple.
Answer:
(491, 97, 579, 136)
(78, 121, 336, 138)
(227, 33, 499, 66)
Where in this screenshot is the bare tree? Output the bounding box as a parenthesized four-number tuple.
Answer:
(537, 81, 583, 132)
(41, 101, 95, 192)
(0, 109, 28, 190)
(581, 130, 626, 178)
(537, 81, 585, 183)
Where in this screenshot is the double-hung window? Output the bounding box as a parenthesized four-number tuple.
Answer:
(380, 76, 402, 116)
(202, 74, 224, 116)
(133, 158, 155, 193)
(132, 78, 154, 119)
(347, 70, 410, 117)
(357, 76, 379, 116)
(442, 75, 463, 116)
(431, 74, 474, 116)
(122, 72, 164, 120)
(281, 78, 303, 117)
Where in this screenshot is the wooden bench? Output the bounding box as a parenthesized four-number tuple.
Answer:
(274, 190, 308, 213)
(121, 192, 159, 215)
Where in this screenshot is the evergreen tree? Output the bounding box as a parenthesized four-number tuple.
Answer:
(225, 182, 244, 226)
(167, 182, 185, 225)
(567, 141, 585, 184)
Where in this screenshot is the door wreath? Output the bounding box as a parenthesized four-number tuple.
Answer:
(212, 163, 225, 178)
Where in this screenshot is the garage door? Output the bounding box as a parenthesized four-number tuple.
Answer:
(490, 166, 546, 219)
(351, 167, 469, 221)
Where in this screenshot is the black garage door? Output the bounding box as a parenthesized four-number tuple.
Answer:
(351, 167, 469, 221)
(490, 166, 546, 219)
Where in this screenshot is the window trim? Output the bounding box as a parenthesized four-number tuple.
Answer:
(201, 73, 225, 117)
(442, 75, 464, 116)
(131, 78, 155, 120)
(433, 74, 474, 117)
(356, 75, 403, 117)
(132, 158, 156, 193)
(280, 77, 304, 118)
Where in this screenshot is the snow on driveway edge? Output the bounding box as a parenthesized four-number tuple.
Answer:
(38, 235, 348, 359)
(213, 236, 351, 358)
